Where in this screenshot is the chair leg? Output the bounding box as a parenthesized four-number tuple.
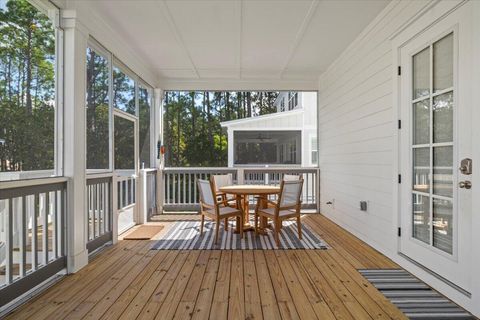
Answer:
(214, 218, 220, 244)
(274, 218, 280, 247)
(254, 214, 258, 235)
(224, 218, 228, 231)
(297, 215, 302, 240)
(200, 214, 205, 235)
(240, 215, 244, 239)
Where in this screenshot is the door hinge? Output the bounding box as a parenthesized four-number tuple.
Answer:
(398, 174, 402, 184)
(398, 227, 401, 237)
(398, 119, 401, 129)
(397, 66, 401, 76)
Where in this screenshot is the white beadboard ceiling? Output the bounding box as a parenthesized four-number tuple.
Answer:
(84, 0, 390, 87)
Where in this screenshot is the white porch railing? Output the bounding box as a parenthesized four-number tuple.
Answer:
(86, 174, 113, 253)
(0, 177, 67, 306)
(161, 167, 320, 212)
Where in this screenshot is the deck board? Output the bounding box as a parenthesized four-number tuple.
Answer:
(6, 214, 408, 320)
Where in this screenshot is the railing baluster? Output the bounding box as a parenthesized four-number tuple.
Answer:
(194, 173, 198, 203)
(177, 173, 181, 205)
(119, 181, 123, 210)
(20, 196, 27, 277)
(166, 174, 170, 204)
(60, 188, 65, 256)
(103, 182, 107, 235)
(108, 181, 112, 231)
(172, 174, 176, 205)
(97, 183, 101, 237)
(93, 184, 97, 239)
(6, 199, 13, 284)
(44, 192, 49, 265)
(32, 194, 38, 271)
(183, 173, 186, 204)
(53, 191, 58, 259)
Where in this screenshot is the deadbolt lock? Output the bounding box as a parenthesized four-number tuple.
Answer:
(459, 181, 472, 189)
(459, 158, 472, 175)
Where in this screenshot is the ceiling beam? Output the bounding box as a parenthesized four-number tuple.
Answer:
(158, 0, 200, 78)
(279, 0, 319, 79)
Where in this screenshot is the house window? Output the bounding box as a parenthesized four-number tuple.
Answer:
(311, 136, 318, 165)
(0, 0, 60, 180)
(233, 131, 301, 165)
(86, 46, 110, 170)
(280, 99, 285, 112)
(138, 84, 152, 168)
(287, 92, 298, 110)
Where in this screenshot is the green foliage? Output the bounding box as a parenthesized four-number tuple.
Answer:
(163, 91, 278, 167)
(0, 0, 56, 172)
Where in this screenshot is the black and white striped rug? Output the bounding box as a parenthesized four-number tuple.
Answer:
(359, 269, 475, 319)
(151, 219, 329, 250)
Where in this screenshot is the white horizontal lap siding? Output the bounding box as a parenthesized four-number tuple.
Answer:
(318, 0, 431, 254)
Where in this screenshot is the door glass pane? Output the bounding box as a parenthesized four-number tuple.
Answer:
(138, 86, 151, 168)
(433, 198, 453, 254)
(433, 146, 453, 197)
(113, 66, 136, 115)
(413, 47, 430, 99)
(413, 99, 429, 145)
(114, 116, 135, 169)
(413, 194, 430, 244)
(86, 47, 110, 170)
(433, 92, 453, 143)
(433, 33, 453, 93)
(413, 148, 430, 193)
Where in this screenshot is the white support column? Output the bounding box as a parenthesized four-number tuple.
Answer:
(137, 169, 147, 224)
(154, 88, 164, 214)
(62, 10, 88, 273)
(227, 128, 234, 168)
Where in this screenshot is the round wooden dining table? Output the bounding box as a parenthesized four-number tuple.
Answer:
(219, 184, 280, 232)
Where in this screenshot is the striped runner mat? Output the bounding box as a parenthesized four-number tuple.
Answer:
(359, 269, 475, 319)
(151, 219, 329, 250)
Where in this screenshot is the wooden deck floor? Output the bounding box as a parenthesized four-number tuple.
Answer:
(7, 215, 408, 320)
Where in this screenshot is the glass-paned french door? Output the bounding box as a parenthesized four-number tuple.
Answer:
(411, 33, 454, 254)
(114, 111, 138, 234)
(398, 2, 474, 292)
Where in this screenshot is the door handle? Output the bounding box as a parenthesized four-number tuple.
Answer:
(459, 181, 472, 189)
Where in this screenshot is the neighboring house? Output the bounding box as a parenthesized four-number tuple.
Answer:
(221, 92, 317, 167)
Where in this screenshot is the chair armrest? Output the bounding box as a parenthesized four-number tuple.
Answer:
(200, 201, 216, 210)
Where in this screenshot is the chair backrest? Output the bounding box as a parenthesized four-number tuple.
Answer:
(197, 179, 215, 206)
(283, 174, 300, 181)
(278, 179, 303, 208)
(211, 174, 233, 192)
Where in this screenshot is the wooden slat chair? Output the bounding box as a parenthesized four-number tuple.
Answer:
(211, 174, 236, 206)
(254, 178, 304, 246)
(264, 174, 301, 208)
(211, 174, 237, 230)
(198, 179, 243, 244)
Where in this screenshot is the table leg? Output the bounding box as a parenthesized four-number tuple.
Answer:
(235, 195, 242, 234)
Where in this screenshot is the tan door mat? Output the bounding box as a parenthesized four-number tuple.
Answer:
(123, 225, 164, 240)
